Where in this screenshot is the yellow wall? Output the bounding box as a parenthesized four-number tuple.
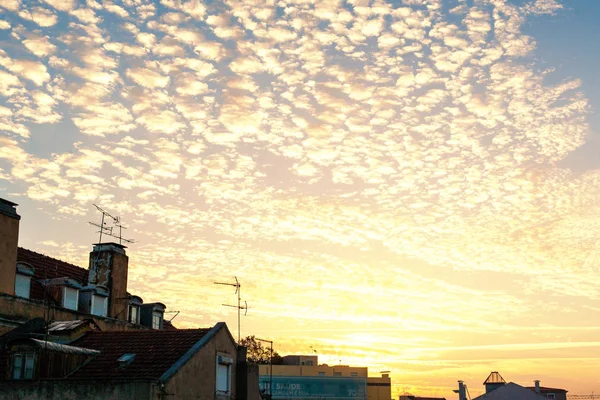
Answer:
(367, 374, 392, 400)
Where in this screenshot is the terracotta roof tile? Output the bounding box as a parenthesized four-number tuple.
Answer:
(69, 329, 211, 379)
(17, 248, 88, 302)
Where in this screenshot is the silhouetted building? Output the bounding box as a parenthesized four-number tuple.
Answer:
(467, 372, 568, 400)
(0, 198, 172, 333)
(0, 322, 260, 399)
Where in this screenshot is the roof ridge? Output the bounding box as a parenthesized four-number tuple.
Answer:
(18, 247, 87, 271)
(84, 328, 210, 334)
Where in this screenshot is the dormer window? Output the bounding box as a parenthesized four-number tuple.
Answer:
(15, 262, 35, 299)
(152, 312, 162, 330)
(63, 287, 79, 310)
(140, 302, 165, 330)
(128, 305, 140, 324)
(128, 295, 143, 325)
(91, 294, 108, 316)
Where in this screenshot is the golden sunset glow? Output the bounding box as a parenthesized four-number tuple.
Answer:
(1, 0, 599, 397)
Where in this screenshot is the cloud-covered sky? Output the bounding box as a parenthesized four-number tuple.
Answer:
(1, 0, 599, 397)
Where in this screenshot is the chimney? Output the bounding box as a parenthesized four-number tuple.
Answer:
(534, 380, 541, 394)
(88, 243, 129, 321)
(457, 381, 466, 400)
(0, 198, 20, 295)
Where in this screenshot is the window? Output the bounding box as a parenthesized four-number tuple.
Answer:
(12, 353, 35, 380)
(216, 355, 232, 394)
(15, 274, 31, 298)
(128, 305, 140, 324)
(350, 372, 358, 377)
(334, 372, 342, 376)
(63, 287, 78, 310)
(318, 372, 326, 376)
(152, 311, 162, 329)
(91, 295, 107, 317)
(546, 395, 556, 400)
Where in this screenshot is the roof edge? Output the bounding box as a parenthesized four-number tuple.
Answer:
(158, 322, 227, 383)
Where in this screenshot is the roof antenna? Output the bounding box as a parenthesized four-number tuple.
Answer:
(89, 204, 135, 245)
(214, 276, 247, 344)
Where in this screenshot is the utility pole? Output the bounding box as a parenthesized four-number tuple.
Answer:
(214, 277, 247, 343)
(256, 338, 274, 400)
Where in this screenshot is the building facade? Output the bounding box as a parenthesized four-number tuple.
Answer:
(258, 355, 391, 400)
(0, 322, 259, 400)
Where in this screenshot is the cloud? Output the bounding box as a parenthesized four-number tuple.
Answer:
(0, 1, 599, 396)
(23, 35, 57, 57)
(126, 67, 170, 88)
(18, 7, 58, 27)
(41, 0, 74, 12)
(0, 50, 50, 85)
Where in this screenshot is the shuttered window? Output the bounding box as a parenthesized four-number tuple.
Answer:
(63, 287, 79, 310)
(15, 274, 31, 298)
(216, 363, 230, 393)
(92, 295, 108, 317)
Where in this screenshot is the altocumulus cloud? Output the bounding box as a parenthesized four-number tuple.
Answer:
(0, 0, 598, 395)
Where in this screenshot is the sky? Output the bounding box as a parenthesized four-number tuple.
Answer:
(0, 0, 599, 397)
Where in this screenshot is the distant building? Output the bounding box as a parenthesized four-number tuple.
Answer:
(0, 322, 260, 400)
(525, 383, 568, 400)
(465, 372, 567, 400)
(0, 198, 172, 333)
(399, 396, 446, 400)
(258, 355, 391, 400)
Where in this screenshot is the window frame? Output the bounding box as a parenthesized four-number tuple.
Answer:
(128, 305, 140, 324)
(12, 353, 35, 380)
(62, 286, 79, 310)
(152, 311, 162, 329)
(14, 273, 31, 299)
(216, 355, 233, 395)
(91, 294, 108, 317)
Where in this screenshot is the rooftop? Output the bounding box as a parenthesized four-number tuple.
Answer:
(17, 247, 88, 302)
(69, 328, 212, 379)
(483, 371, 506, 385)
(474, 382, 547, 400)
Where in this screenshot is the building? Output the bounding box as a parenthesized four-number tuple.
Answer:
(525, 385, 567, 400)
(399, 395, 446, 400)
(0, 197, 262, 399)
(463, 372, 567, 400)
(0, 198, 171, 333)
(0, 322, 260, 400)
(258, 355, 391, 400)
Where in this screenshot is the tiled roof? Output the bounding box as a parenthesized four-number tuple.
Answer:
(163, 320, 178, 330)
(525, 386, 568, 393)
(17, 247, 88, 302)
(69, 328, 211, 379)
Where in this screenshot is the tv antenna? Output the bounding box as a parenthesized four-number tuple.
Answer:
(214, 276, 247, 343)
(89, 204, 135, 245)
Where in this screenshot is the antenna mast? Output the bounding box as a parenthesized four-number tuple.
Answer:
(89, 204, 136, 245)
(214, 276, 247, 343)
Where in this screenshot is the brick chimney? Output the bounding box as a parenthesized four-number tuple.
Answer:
(0, 198, 20, 295)
(88, 243, 129, 321)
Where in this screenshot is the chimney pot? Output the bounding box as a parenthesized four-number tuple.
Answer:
(534, 380, 540, 394)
